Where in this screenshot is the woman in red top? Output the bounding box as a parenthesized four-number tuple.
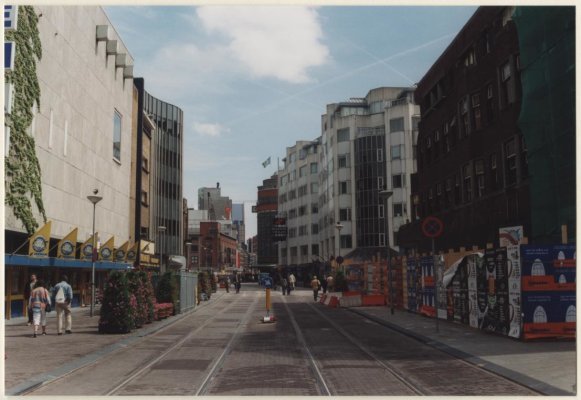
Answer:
(29, 280, 51, 337)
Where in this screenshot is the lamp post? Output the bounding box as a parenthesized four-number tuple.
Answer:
(335, 222, 344, 274)
(87, 193, 103, 318)
(378, 189, 394, 315)
(158, 226, 166, 273)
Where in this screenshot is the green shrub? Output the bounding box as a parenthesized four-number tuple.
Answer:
(99, 271, 135, 334)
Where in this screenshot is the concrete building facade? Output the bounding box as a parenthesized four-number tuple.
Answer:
(277, 139, 321, 268)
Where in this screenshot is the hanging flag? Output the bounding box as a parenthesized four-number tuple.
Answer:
(28, 221, 52, 257)
(99, 236, 115, 261)
(262, 156, 271, 168)
(126, 242, 139, 263)
(57, 227, 78, 259)
(115, 241, 129, 262)
(81, 233, 98, 261)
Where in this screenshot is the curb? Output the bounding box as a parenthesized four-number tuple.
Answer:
(6, 292, 225, 396)
(348, 308, 574, 396)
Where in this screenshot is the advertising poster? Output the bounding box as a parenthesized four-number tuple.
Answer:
(436, 256, 448, 320)
(467, 255, 479, 329)
(406, 257, 417, 312)
(495, 248, 509, 335)
(480, 249, 498, 332)
(506, 244, 522, 338)
(521, 244, 576, 339)
(476, 254, 488, 328)
(419, 256, 435, 317)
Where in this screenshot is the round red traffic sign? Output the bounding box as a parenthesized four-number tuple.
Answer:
(421, 216, 444, 238)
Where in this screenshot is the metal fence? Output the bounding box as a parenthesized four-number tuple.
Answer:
(177, 271, 197, 314)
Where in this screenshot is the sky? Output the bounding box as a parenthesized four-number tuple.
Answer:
(105, 5, 478, 238)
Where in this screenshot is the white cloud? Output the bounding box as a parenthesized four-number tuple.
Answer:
(196, 6, 329, 84)
(192, 121, 230, 137)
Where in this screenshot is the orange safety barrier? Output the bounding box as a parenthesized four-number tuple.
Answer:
(327, 296, 339, 308)
(361, 294, 386, 306)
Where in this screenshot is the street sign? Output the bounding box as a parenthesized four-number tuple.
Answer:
(422, 216, 444, 238)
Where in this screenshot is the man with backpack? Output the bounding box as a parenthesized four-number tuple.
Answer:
(52, 275, 73, 335)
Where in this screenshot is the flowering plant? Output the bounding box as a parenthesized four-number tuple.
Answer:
(98, 271, 135, 333)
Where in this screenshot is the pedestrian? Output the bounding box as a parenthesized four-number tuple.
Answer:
(326, 274, 334, 292)
(29, 280, 50, 337)
(235, 280, 241, 294)
(281, 276, 288, 295)
(311, 276, 321, 301)
(52, 274, 73, 335)
(24, 273, 37, 326)
(288, 273, 296, 291)
(225, 277, 230, 293)
(321, 275, 328, 294)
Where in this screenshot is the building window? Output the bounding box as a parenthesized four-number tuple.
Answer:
(490, 153, 499, 191)
(301, 245, 308, 256)
(389, 117, 404, 132)
(500, 61, 514, 107)
(299, 226, 308, 236)
(505, 139, 517, 185)
(377, 176, 384, 190)
(391, 145, 402, 160)
(454, 174, 461, 205)
(141, 190, 148, 206)
(379, 233, 385, 246)
(298, 205, 307, 216)
(340, 234, 352, 249)
(475, 159, 485, 197)
(311, 223, 319, 234)
(378, 204, 384, 218)
(445, 178, 453, 207)
(311, 203, 319, 214)
(377, 148, 383, 162)
(113, 110, 122, 162)
(463, 48, 476, 66)
(339, 181, 350, 195)
(299, 165, 307, 177)
(463, 164, 472, 202)
(337, 128, 350, 142)
(142, 156, 149, 172)
(393, 203, 404, 217)
(310, 162, 318, 174)
(392, 174, 404, 188)
(460, 97, 470, 137)
(310, 182, 319, 194)
(312, 244, 319, 256)
(338, 154, 349, 168)
(472, 93, 482, 130)
(339, 208, 351, 221)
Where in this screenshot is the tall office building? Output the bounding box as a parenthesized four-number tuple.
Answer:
(319, 87, 420, 260)
(232, 203, 246, 245)
(198, 185, 232, 221)
(255, 174, 278, 266)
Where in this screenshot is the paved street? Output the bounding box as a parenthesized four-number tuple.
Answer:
(4, 284, 576, 396)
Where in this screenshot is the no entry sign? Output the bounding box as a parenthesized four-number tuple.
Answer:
(422, 216, 444, 238)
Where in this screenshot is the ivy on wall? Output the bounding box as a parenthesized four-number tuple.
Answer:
(5, 5, 46, 234)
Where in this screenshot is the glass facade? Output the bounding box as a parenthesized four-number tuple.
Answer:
(355, 133, 387, 247)
(143, 91, 184, 257)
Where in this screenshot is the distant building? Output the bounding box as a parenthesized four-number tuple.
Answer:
(277, 139, 321, 269)
(198, 184, 232, 221)
(255, 174, 278, 266)
(232, 203, 246, 245)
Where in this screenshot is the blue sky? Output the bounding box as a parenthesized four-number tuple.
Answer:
(105, 5, 477, 238)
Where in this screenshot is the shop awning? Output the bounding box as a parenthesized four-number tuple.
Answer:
(5, 254, 133, 270)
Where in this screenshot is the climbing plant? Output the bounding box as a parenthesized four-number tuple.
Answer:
(5, 5, 45, 234)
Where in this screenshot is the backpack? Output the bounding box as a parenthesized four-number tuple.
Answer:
(55, 286, 66, 304)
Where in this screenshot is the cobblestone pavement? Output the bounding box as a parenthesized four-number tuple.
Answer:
(4, 285, 576, 396)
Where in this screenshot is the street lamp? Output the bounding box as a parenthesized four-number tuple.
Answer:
(378, 189, 394, 315)
(158, 226, 166, 273)
(87, 193, 103, 318)
(335, 222, 344, 274)
(185, 241, 192, 271)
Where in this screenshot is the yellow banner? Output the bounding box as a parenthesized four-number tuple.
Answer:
(28, 221, 52, 257)
(81, 233, 98, 261)
(99, 236, 115, 261)
(126, 242, 139, 263)
(57, 227, 78, 259)
(115, 241, 129, 262)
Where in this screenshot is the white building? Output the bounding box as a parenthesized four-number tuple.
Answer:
(277, 139, 321, 267)
(5, 6, 134, 243)
(319, 87, 420, 258)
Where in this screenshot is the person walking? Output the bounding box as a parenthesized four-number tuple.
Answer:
(29, 280, 50, 337)
(24, 274, 37, 326)
(281, 276, 289, 295)
(288, 273, 296, 291)
(321, 275, 328, 294)
(52, 275, 73, 335)
(326, 274, 334, 293)
(235, 279, 241, 294)
(225, 277, 230, 293)
(310, 276, 321, 301)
